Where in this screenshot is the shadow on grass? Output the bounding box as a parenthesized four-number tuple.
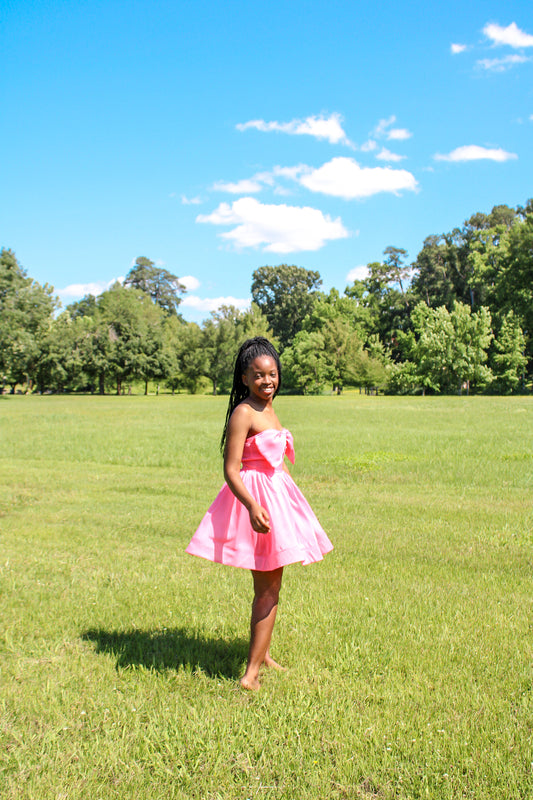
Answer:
(82, 627, 248, 679)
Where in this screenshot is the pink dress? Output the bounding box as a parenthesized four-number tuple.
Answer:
(186, 428, 333, 571)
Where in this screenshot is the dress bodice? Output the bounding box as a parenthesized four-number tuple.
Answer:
(241, 428, 295, 472)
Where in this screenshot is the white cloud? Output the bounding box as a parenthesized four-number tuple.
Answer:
(361, 139, 378, 152)
(387, 128, 412, 141)
(182, 295, 250, 312)
(57, 277, 124, 303)
(434, 145, 518, 162)
(373, 116, 396, 137)
(271, 165, 308, 181)
(346, 265, 369, 282)
(298, 157, 418, 199)
(178, 275, 201, 291)
(376, 148, 406, 162)
(451, 43, 467, 54)
(197, 196, 348, 253)
(372, 116, 412, 141)
(211, 178, 263, 194)
(181, 195, 202, 205)
(210, 165, 309, 197)
(236, 113, 353, 146)
(477, 54, 529, 71)
(483, 22, 533, 48)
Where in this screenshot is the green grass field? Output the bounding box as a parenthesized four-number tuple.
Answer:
(1, 393, 532, 800)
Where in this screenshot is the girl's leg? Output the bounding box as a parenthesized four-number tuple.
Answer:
(240, 567, 284, 690)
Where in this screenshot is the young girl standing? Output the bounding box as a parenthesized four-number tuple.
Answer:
(186, 337, 333, 690)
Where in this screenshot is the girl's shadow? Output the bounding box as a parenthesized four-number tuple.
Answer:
(82, 627, 248, 679)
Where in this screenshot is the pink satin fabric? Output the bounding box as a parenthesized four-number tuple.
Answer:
(186, 428, 333, 571)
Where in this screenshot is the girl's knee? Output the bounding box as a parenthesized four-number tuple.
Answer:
(252, 568, 283, 601)
(254, 583, 280, 607)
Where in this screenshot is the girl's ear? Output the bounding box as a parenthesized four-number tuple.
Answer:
(241, 373, 248, 387)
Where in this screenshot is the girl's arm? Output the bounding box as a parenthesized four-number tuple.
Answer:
(223, 405, 271, 534)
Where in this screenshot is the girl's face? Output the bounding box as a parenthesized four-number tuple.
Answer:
(242, 355, 279, 403)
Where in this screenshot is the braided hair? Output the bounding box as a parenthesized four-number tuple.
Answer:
(220, 337, 282, 453)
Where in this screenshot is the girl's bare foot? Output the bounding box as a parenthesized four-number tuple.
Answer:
(239, 676, 260, 691)
(263, 654, 286, 671)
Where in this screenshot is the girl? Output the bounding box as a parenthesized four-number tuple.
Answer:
(186, 337, 333, 690)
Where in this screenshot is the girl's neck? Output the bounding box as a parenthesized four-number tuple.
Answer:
(245, 395, 273, 413)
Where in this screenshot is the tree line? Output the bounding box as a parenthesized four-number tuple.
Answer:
(1, 200, 531, 396)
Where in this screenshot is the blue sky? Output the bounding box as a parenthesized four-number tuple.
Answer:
(2, 0, 532, 322)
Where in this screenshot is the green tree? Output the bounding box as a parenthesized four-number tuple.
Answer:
(281, 330, 329, 394)
(236, 302, 277, 344)
(73, 314, 112, 395)
(0, 248, 57, 391)
(492, 209, 533, 373)
(97, 283, 167, 394)
(490, 311, 527, 393)
(410, 302, 493, 394)
(124, 257, 186, 316)
(345, 252, 413, 354)
(164, 319, 208, 394)
(383, 246, 411, 309)
(411, 205, 517, 313)
(410, 235, 457, 310)
(36, 312, 81, 393)
(202, 306, 243, 395)
(136, 300, 169, 394)
(66, 294, 98, 320)
(251, 265, 322, 349)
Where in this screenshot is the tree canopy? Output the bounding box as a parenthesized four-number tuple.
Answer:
(251, 264, 322, 350)
(124, 257, 186, 316)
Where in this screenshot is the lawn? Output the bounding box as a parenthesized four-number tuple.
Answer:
(1, 393, 532, 799)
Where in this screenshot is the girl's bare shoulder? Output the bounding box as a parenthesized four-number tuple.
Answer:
(227, 402, 254, 435)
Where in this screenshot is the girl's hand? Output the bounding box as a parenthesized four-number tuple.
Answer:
(249, 503, 270, 534)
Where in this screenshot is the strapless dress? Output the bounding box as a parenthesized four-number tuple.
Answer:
(186, 428, 333, 571)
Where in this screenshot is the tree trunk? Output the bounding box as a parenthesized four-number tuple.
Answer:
(99, 373, 105, 395)
(116, 377, 122, 396)
(144, 380, 148, 395)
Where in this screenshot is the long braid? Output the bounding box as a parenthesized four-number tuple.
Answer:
(220, 337, 282, 453)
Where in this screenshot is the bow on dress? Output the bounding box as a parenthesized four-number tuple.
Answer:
(253, 428, 295, 468)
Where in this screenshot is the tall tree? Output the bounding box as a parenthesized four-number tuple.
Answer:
(202, 306, 243, 395)
(302, 291, 386, 392)
(97, 283, 166, 394)
(383, 246, 411, 308)
(490, 311, 527, 393)
(492, 209, 533, 373)
(0, 248, 57, 391)
(164, 319, 208, 394)
(124, 257, 186, 316)
(345, 253, 413, 354)
(281, 330, 329, 394)
(410, 301, 493, 394)
(411, 205, 518, 313)
(251, 265, 322, 349)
